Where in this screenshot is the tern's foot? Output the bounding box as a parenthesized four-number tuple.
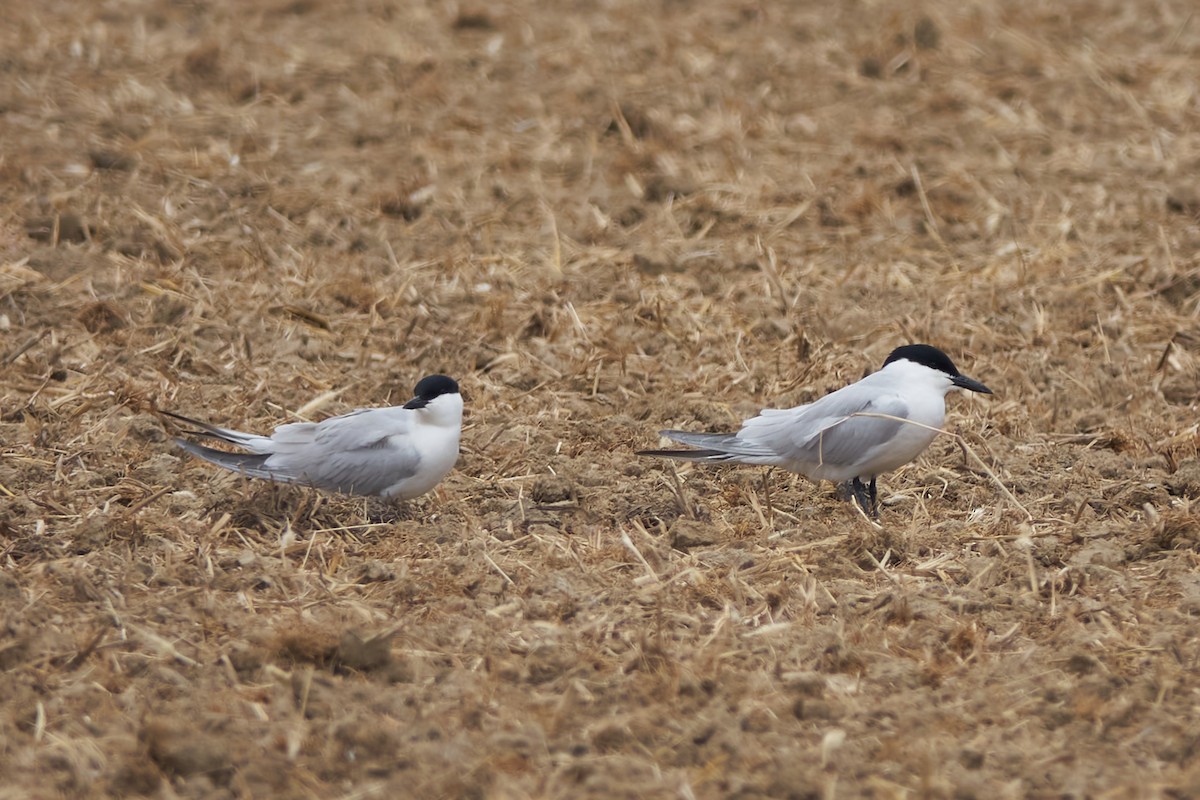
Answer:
(843, 477, 880, 519)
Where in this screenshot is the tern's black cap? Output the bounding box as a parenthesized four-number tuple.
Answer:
(883, 344, 962, 376)
(404, 374, 460, 409)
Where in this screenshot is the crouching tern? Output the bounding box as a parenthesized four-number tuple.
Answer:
(639, 345, 992, 516)
(164, 374, 463, 499)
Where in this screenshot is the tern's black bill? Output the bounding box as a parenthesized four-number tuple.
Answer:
(952, 374, 992, 394)
(403, 396, 429, 410)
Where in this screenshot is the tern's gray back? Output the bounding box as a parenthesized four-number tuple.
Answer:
(268, 408, 410, 451)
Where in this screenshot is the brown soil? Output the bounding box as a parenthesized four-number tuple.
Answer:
(3, 0, 1200, 797)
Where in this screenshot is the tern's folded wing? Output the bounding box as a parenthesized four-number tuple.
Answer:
(793, 402, 908, 468)
(280, 437, 423, 495)
(741, 394, 910, 469)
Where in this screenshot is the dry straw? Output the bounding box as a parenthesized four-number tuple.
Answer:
(3, 0, 1199, 795)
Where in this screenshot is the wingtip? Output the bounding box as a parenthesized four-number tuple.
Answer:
(641, 429, 693, 458)
(160, 409, 211, 433)
(638, 447, 732, 462)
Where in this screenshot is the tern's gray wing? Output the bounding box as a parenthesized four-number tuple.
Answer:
(259, 407, 421, 494)
(790, 398, 908, 468)
(172, 438, 421, 495)
(739, 387, 910, 470)
(280, 438, 422, 495)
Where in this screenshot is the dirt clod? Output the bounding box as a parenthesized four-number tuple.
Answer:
(336, 630, 393, 673)
(531, 476, 575, 504)
(25, 213, 89, 244)
(669, 518, 720, 550)
(142, 717, 233, 781)
(1167, 460, 1200, 497)
(358, 559, 396, 583)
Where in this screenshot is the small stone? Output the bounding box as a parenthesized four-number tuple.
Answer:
(1065, 652, 1101, 676)
(26, 213, 89, 244)
(226, 642, 265, 674)
(914, 16, 940, 50)
(793, 698, 835, 721)
(336, 630, 392, 672)
(740, 706, 774, 732)
(126, 414, 167, 443)
(1068, 540, 1125, 568)
(960, 747, 985, 770)
(89, 149, 137, 171)
(531, 475, 575, 504)
(0, 571, 20, 600)
(142, 716, 232, 781)
(1167, 183, 1200, 215)
(358, 560, 396, 584)
(78, 300, 126, 333)
(783, 671, 827, 698)
(132, 452, 180, 484)
(860, 57, 882, 79)
(669, 518, 719, 551)
(591, 722, 632, 752)
(1167, 460, 1200, 497)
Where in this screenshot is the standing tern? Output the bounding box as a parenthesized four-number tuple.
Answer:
(639, 345, 992, 516)
(164, 374, 463, 499)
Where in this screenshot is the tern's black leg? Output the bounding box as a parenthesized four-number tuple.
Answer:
(849, 477, 874, 517)
(868, 477, 879, 518)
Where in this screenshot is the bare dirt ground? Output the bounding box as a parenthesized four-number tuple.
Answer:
(3, 0, 1200, 797)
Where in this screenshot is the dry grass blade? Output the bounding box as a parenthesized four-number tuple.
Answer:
(293, 386, 353, 420)
(620, 528, 659, 583)
(128, 624, 200, 667)
(2, 329, 49, 364)
(274, 305, 332, 331)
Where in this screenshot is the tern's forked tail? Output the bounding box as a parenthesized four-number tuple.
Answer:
(172, 438, 282, 481)
(637, 446, 739, 462)
(637, 429, 770, 462)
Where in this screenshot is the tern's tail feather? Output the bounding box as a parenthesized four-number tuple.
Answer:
(173, 438, 296, 483)
(638, 447, 738, 462)
(638, 429, 776, 462)
(161, 410, 270, 451)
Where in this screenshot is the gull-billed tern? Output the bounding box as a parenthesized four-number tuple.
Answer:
(165, 374, 463, 499)
(639, 344, 992, 516)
